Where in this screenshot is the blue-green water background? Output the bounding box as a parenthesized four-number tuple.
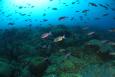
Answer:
(0, 0, 115, 29)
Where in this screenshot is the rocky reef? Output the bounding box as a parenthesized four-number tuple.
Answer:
(0, 25, 114, 77)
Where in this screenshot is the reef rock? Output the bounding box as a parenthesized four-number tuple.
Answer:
(0, 60, 14, 77)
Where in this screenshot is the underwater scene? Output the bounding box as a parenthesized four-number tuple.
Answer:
(0, 0, 115, 77)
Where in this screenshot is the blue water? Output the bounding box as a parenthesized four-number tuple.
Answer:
(0, 0, 115, 29)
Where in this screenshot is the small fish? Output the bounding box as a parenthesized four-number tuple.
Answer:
(82, 10, 89, 13)
(43, 13, 46, 16)
(41, 32, 52, 39)
(87, 32, 95, 36)
(49, 0, 53, 1)
(52, 8, 58, 10)
(79, 16, 83, 21)
(82, 26, 89, 30)
(19, 13, 26, 16)
(108, 42, 115, 46)
(101, 40, 110, 44)
(58, 16, 68, 21)
(19, 6, 23, 9)
(108, 28, 115, 32)
(109, 52, 115, 56)
(113, 17, 115, 20)
(76, 11, 80, 12)
(43, 19, 48, 22)
(102, 13, 109, 16)
(54, 35, 65, 42)
(99, 4, 108, 10)
(94, 17, 101, 20)
(72, 2, 76, 4)
(70, 17, 74, 21)
(111, 8, 115, 11)
(89, 2, 98, 7)
(8, 22, 15, 25)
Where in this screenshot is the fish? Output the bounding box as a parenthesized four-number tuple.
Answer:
(101, 40, 109, 44)
(8, 22, 15, 25)
(43, 19, 48, 22)
(109, 52, 115, 56)
(82, 10, 89, 13)
(58, 16, 68, 21)
(43, 13, 46, 16)
(108, 28, 115, 32)
(76, 11, 80, 12)
(79, 16, 83, 21)
(89, 2, 98, 7)
(108, 42, 115, 46)
(82, 26, 89, 30)
(52, 8, 58, 10)
(70, 17, 74, 21)
(99, 4, 108, 10)
(49, 0, 53, 1)
(18, 6, 23, 9)
(111, 8, 115, 11)
(72, 2, 76, 4)
(113, 17, 115, 20)
(94, 17, 101, 20)
(87, 32, 95, 36)
(19, 13, 26, 16)
(41, 32, 52, 39)
(54, 35, 65, 42)
(102, 13, 109, 16)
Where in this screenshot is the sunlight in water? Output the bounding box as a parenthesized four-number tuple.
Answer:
(12, 0, 50, 7)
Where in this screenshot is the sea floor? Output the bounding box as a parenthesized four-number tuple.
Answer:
(0, 25, 115, 77)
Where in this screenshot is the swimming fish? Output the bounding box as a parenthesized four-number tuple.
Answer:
(41, 32, 52, 39)
(87, 32, 95, 36)
(99, 4, 108, 10)
(8, 22, 15, 25)
(109, 52, 115, 56)
(43, 19, 48, 22)
(54, 35, 65, 42)
(94, 17, 101, 20)
(108, 28, 115, 32)
(82, 10, 89, 13)
(89, 2, 98, 7)
(102, 13, 109, 16)
(52, 8, 58, 10)
(58, 16, 68, 21)
(111, 8, 115, 11)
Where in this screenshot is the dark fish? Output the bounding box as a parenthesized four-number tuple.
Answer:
(79, 16, 83, 21)
(108, 28, 115, 32)
(65, 5, 69, 6)
(99, 4, 108, 10)
(58, 16, 68, 21)
(94, 17, 101, 20)
(82, 10, 89, 13)
(6, 14, 12, 17)
(111, 8, 115, 11)
(72, 2, 76, 4)
(19, 13, 26, 16)
(49, 0, 53, 1)
(70, 17, 74, 21)
(43, 13, 46, 16)
(76, 11, 80, 12)
(31, 6, 35, 8)
(52, 8, 58, 10)
(89, 2, 98, 7)
(19, 6, 23, 9)
(8, 22, 15, 25)
(43, 19, 48, 22)
(102, 13, 109, 16)
(113, 17, 115, 20)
